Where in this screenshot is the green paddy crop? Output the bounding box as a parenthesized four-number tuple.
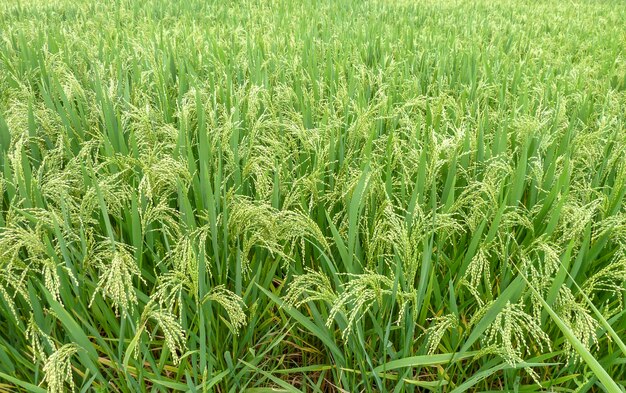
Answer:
(1, 0, 626, 391)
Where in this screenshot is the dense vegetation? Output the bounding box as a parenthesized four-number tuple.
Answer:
(1, 0, 626, 391)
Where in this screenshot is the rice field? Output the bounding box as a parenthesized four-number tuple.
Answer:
(1, 0, 626, 391)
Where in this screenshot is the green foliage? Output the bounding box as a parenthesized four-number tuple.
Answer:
(1, 0, 626, 391)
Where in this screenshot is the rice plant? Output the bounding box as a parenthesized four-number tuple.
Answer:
(1, 0, 626, 391)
